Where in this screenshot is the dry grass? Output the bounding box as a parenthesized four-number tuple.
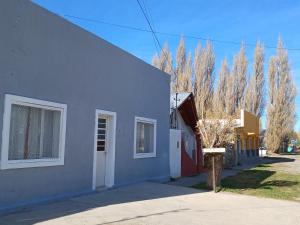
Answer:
(194, 164, 300, 202)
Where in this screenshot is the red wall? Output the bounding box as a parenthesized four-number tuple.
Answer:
(181, 134, 203, 177)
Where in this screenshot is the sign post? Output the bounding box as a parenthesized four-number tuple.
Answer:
(203, 148, 226, 192)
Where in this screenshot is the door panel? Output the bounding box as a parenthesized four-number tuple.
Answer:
(170, 129, 181, 178)
(96, 151, 106, 187)
(93, 110, 116, 190)
(96, 116, 108, 188)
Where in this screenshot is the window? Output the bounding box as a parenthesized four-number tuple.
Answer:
(1, 95, 67, 169)
(134, 117, 156, 159)
(97, 117, 107, 151)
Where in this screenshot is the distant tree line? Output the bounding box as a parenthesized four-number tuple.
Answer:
(152, 37, 296, 153)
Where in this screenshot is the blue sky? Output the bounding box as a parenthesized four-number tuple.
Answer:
(33, 0, 300, 130)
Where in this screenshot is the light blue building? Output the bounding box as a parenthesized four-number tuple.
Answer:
(0, 0, 170, 210)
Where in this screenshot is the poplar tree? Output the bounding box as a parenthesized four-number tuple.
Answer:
(175, 37, 187, 92)
(152, 43, 174, 86)
(152, 44, 173, 75)
(224, 72, 235, 116)
(232, 44, 248, 114)
(244, 42, 265, 117)
(183, 52, 193, 92)
(214, 58, 230, 116)
(152, 39, 193, 93)
(194, 41, 215, 119)
(266, 38, 296, 153)
(175, 38, 193, 92)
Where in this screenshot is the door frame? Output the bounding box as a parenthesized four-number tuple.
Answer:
(92, 109, 117, 190)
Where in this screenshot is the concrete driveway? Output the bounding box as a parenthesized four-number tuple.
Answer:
(1, 182, 300, 225)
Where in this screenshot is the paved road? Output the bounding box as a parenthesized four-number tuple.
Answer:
(1, 182, 300, 225)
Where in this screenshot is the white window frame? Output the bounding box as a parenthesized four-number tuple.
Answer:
(133, 116, 157, 159)
(1, 94, 67, 169)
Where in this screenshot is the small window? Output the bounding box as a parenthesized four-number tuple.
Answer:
(134, 117, 156, 159)
(97, 117, 107, 151)
(1, 95, 67, 169)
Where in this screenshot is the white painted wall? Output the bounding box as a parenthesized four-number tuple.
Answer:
(169, 129, 181, 178)
(176, 111, 196, 159)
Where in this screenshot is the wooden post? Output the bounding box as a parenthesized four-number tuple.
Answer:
(212, 154, 216, 193)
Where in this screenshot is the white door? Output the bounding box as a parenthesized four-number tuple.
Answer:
(93, 110, 116, 190)
(169, 129, 181, 178)
(96, 116, 108, 187)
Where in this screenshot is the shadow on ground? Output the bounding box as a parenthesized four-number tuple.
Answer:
(0, 182, 207, 225)
(279, 152, 300, 155)
(260, 180, 298, 188)
(220, 169, 298, 191)
(264, 156, 295, 163)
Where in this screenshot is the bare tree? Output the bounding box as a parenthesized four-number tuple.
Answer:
(266, 38, 297, 153)
(176, 44, 193, 92)
(184, 51, 193, 92)
(152, 43, 174, 87)
(266, 57, 280, 152)
(152, 44, 173, 73)
(175, 37, 187, 92)
(198, 119, 236, 148)
(232, 44, 248, 114)
(224, 72, 235, 116)
(214, 58, 230, 116)
(193, 43, 202, 104)
(152, 53, 160, 69)
(152, 39, 193, 93)
(194, 41, 215, 119)
(244, 42, 265, 117)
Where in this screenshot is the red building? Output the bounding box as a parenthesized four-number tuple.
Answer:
(170, 92, 203, 177)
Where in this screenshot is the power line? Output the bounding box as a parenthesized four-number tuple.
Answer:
(139, 0, 160, 56)
(136, 0, 163, 51)
(64, 14, 150, 32)
(136, 0, 179, 93)
(63, 14, 300, 52)
(136, 0, 180, 128)
(135, 0, 174, 72)
(141, 0, 156, 32)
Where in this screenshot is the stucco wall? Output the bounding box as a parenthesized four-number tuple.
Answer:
(0, 0, 170, 208)
(235, 110, 260, 162)
(177, 111, 195, 159)
(242, 110, 260, 135)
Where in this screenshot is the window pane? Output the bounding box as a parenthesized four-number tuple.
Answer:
(42, 110, 60, 158)
(97, 146, 105, 151)
(97, 117, 107, 151)
(98, 118, 106, 124)
(97, 140, 105, 146)
(98, 134, 105, 139)
(27, 107, 42, 159)
(98, 123, 106, 129)
(9, 105, 31, 160)
(8, 104, 61, 160)
(136, 122, 154, 154)
(98, 129, 106, 135)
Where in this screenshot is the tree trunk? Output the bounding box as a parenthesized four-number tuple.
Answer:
(206, 153, 223, 190)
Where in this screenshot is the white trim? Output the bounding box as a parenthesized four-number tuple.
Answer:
(0, 94, 67, 169)
(92, 109, 116, 190)
(240, 109, 245, 127)
(202, 148, 226, 153)
(133, 116, 157, 159)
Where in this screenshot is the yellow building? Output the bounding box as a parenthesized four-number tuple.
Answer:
(235, 109, 260, 162)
